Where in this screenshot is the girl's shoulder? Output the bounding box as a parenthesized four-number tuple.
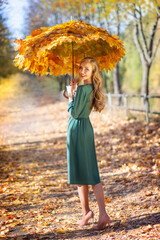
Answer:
(77, 84, 93, 96)
(78, 84, 93, 88)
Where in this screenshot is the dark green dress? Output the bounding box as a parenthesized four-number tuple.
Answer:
(67, 83, 101, 185)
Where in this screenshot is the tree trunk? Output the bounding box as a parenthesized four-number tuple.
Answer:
(113, 4, 121, 106)
(57, 76, 63, 92)
(64, 74, 68, 88)
(132, 6, 160, 99)
(113, 62, 121, 105)
(141, 63, 151, 96)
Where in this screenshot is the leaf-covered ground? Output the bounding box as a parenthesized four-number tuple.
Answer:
(0, 81, 160, 239)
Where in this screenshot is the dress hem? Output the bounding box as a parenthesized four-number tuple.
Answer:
(68, 181, 101, 185)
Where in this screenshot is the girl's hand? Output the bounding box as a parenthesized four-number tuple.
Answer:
(70, 78, 77, 94)
(70, 78, 75, 86)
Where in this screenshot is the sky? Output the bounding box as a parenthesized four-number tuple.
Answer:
(3, 0, 28, 40)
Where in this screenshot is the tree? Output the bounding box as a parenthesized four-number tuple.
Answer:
(0, 6, 14, 78)
(116, 0, 160, 96)
(25, 0, 50, 36)
(42, 0, 99, 25)
(0, 0, 8, 7)
(100, 1, 127, 102)
(132, 4, 160, 96)
(93, 0, 160, 97)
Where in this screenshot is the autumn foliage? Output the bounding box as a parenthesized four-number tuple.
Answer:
(14, 20, 125, 76)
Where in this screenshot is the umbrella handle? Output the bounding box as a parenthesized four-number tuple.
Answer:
(63, 90, 69, 99)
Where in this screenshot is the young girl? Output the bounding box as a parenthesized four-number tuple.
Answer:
(66, 57, 110, 230)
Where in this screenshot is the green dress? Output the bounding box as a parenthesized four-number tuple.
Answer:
(67, 83, 101, 185)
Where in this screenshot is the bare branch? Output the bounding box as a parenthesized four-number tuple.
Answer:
(133, 11, 146, 64)
(137, 7, 150, 62)
(134, 6, 141, 15)
(149, 15, 160, 58)
(154, 5, 160, 17)
(104, 17, 112, 34)
(116, 3, 120, 36)
(150, 38, 160, 63)
(119, 5, 135, 18)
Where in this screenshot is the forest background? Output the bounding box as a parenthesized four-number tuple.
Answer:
(0, 0, 160, 103)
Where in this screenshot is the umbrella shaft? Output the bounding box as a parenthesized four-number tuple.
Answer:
(72, 41, 74, 79)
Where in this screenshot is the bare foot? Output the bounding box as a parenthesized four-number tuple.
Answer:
(92, 213, 110, 230)
(78, 210, 94, 226)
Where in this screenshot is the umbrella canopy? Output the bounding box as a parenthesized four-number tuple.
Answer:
(14, 20, 125, 76)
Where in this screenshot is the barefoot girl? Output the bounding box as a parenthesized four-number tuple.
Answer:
(66, 57, 110, 230)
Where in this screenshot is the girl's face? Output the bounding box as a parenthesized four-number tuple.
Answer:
(79, 61, 93, 82)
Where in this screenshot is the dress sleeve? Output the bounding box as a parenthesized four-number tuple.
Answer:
(68, 86, 85, 119)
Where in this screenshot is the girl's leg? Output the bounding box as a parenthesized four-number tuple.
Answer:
(77, 185, 94, 226)
(77, 185, 90, 215)
(92, 182, 110, 229)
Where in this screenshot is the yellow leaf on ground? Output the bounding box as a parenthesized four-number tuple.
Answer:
(105, 197, 111, 203)
(57, 228, 67, 233)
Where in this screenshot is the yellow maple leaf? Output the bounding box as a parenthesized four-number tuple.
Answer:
(105, 197, 111, 203)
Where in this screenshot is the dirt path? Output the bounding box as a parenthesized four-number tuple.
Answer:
(0, 83, 160, 239)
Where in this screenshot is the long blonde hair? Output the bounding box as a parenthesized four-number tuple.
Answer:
(76, 57, 105, 112)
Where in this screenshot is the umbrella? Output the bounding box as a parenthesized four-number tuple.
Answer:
(14, 20, 125, 79)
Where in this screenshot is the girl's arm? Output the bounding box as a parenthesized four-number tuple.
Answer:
(67, 86, 85, 119)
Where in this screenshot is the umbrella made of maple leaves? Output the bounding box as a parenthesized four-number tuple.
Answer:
(14, 20, 125, 78)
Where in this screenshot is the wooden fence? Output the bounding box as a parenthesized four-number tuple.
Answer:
(105, 93, 160, 123)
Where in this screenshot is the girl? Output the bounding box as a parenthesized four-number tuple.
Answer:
(66, 57, 110, 230)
